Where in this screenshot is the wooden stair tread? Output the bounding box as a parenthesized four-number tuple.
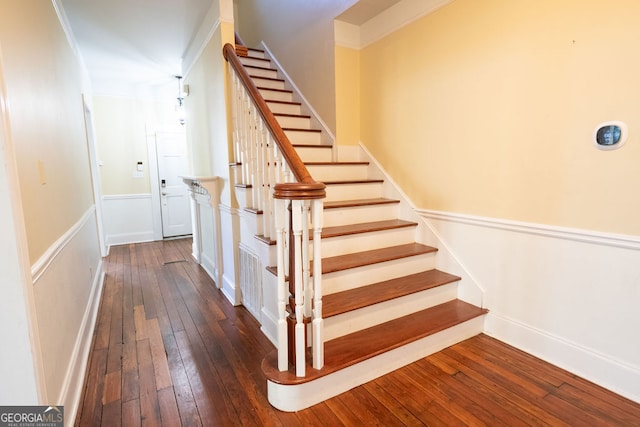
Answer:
(323, 269, 460, 318)
(255, 219, 417, 246)
(324, 198, 399, 209)
(263, 300, 488, 385)
(282, 127, 321, 133)
(266, 243, 437, 276)
(292, 143, 332, 149)
(321, 243, 437, 274)
(305, 161, 369, 166)
(274, 113, 311, 119)
(244, 65, 274, 72)
(257, 86, 292, 93)
(265, 100, 301, 106)
(323, 179, 384, 185)
(322, 219, 416, 238)
(250, 75, 284, 83)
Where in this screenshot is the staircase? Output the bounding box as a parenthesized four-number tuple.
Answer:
(233, 46, 488, 412)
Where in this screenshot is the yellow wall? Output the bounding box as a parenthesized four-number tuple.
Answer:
(0, 0, 94, 263)
(92, 96, 177, 196)
(335, 45, 360, 145)
(184, 21, 235, 204)
(360, 0, 640, 235)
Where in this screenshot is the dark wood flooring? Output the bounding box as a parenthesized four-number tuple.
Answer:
(75, 238, 640, 426)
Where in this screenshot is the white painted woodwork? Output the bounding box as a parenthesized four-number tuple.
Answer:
(246, 66, 279, 79)
(251, 77, 285, 90)
(266, 101, 302, 115)
(156, 132, 192, 238)
(293, 146, 333, 162)
(323, 203, 399, 227)
(323, 282, 459, 341)
(306, 163, 369, 181)
(321, 252, 437, 295)
(318, 226, 416, 258)
(274, 115, 311, 129)
(247, 49, 266, 59)
(283, 129, 321, 145)
(238, 56, 271, 68)
(258, 88, 293, 102)
(267, 316, 485, 412)
(102, 194, 155, 247)
(323, 181, 383, 202)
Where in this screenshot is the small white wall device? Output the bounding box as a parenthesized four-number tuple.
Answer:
(593, 121, 627, 150)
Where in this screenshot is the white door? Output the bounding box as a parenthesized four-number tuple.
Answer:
(156, 132, 192, 238)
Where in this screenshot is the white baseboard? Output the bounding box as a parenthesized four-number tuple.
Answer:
(486, 313, 640, 404)
(60, 268, 105, 425)
(260, 307, 278, 347)
(221, 273, 240, 306)
(106, 231, 155, 247)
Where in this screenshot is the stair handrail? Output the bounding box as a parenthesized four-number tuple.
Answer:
(223, 43, 321, 187)
(223, 42, 326, 377)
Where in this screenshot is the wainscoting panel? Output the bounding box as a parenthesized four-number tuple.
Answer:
(418, 208, 640, 403)
(102, 194, 155, 247)
(31, 206, 103, 420)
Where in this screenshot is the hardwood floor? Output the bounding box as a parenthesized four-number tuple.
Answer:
(75, 238, 640, 426)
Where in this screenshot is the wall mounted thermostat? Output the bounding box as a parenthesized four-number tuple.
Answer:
(593, 121, 627, 150)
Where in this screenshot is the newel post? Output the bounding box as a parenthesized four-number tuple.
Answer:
(273, 182, 325, 377)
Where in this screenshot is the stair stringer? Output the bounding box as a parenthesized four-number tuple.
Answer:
(267, 316, 484, 412)
(357, 142, 486, 308)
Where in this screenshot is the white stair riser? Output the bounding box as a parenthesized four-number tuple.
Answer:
(247, 67, 279, 79)
(267, 102, 301, 115)
(285, 130, 321, 145)
(295, 146, 333, 162)
(259, 88, 292, 102)
(275, 115, 311, 129)
(306, 164, 369, 181)
(267, 316, 486, 412)
(323, 282, 458, 341)
(322, 254, 436, 294)
(239, 57, 272, 68)
(316, 227, 416, 259)
(251, 77, 285, 90)
(324, 182, 383, 202)
(235, 187, 252, 210)
(247, 50, 266, 59)
(323, 204, 399, 227)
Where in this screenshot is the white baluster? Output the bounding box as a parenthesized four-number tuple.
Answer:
(292, 199, 306, 377)
(275, 198, 288, 371)
(311, 198, 324, 369)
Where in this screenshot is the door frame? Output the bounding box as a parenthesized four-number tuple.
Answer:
(146, 127, 188, 240)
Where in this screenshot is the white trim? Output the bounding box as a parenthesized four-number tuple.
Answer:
(334, 20, 361, 50)
(146, 130, 164, 241)
(417, 208, 640, 251)
(183, 10, 222, 79)
(260, 42, 336, 145)
(486, 313, 640, 403)
(360, 0, 455, 48)
(59, 268, 105, 425)
(31, 206, 97, 284)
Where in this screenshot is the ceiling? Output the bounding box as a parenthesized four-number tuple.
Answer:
(59, 0, 214, 97)
(58, 0, 400, 98)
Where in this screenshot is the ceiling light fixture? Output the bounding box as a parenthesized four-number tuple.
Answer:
(176, 75, 186, 126)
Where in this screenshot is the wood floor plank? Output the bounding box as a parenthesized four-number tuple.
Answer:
(121, 399, 141, 427)
(146, 318, 173, 390)
(76, 238, 640, 426)
(157, 387, 181, 427)
(136, 339, 162, 427)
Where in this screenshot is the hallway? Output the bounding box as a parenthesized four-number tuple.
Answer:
(75, 238, 640, 426)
